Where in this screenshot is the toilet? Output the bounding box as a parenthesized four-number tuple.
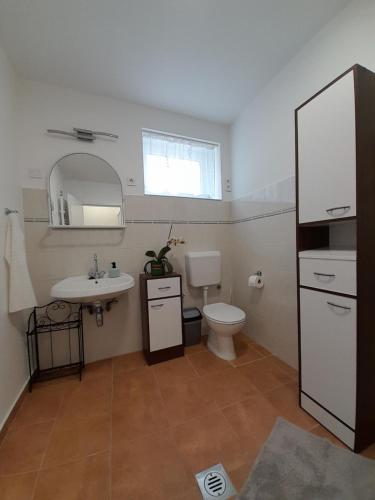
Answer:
(185, 251, 246, 361)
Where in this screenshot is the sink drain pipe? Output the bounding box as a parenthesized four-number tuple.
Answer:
(93, 302, 104, 327)
(85, 299, 118, 327)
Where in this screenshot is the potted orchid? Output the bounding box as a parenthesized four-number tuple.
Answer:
(144, 227, 185, 276)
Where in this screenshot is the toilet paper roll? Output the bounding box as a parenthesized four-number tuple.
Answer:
(248, 275, 264, 289)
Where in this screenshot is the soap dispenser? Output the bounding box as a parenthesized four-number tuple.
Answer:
(109, 262, 120, 278)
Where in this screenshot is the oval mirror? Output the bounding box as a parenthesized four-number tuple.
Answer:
(48, 153, 124, 228)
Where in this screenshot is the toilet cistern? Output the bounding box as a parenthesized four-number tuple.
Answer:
(185, 251, 246, 361)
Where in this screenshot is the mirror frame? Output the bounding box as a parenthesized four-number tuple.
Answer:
(48, 152, 125, 229)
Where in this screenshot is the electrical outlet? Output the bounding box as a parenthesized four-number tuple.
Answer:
(28, 168, 43, 179)
(224, 178, 232, 192)
(126, 176, 136, 187)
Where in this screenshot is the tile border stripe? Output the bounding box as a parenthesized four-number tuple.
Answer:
(24, 207, 296, 225)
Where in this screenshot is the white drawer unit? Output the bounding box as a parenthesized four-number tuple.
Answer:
(299, 249, 356, 296)
(140, 273, 184, 364)
(300, 288, 357, 429)
(147, 276, 181, 299)
(296, 65, 375, 452)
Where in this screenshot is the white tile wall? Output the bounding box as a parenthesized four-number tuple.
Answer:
(23, 186, 298, 368)
(23, 189, 232, 362)
(230, 201, 298, 369)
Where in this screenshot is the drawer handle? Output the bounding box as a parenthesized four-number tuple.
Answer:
(326, 206, 350, 216)
(151, 304, 164, 309)
(158, 286, 171, 291)
(327, 301, 351, 311)
(313, 272, 336, 278)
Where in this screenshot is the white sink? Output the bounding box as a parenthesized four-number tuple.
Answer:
(51, 273, 135, 303)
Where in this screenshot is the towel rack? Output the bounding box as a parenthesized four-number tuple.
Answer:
(4, 208, 18, 215)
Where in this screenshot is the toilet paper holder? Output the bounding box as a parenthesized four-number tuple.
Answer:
(253, 270, 262, 276)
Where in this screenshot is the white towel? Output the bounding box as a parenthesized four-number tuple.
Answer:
(5, 213, 37, 313)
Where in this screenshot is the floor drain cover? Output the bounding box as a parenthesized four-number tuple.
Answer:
(195, 463, 237, 499)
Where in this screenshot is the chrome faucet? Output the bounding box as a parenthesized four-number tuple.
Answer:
(88, 254, 106, 280)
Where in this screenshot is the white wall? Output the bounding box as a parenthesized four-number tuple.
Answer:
(232, 0, 375, 198)
(16, 79, 231, 201)
(17, 79, 232, 365)
(0, 46, 29, 428)
(230, 0, 375, 367)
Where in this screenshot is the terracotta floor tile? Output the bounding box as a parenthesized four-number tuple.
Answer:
(10, 385, 65, 430)
(172, 411, 250, 474)
(43, 414, 111, 467)
(152, 356, 198, 388)
(184, 338, 208, 356)
(197, 369, 258, 408)
(171, 483, 203, 500)
(59, 379, 111, 419)
(82, 359, 113, 382)
(222, 393, 280, 447)
(0, 348, 339, 500)
(271, 356, 299, 382)
(310, 425, 347, 449)
(229, 462, 252, 493)
(112, 351, 147, 373)
(263, 382, 317, 430)
(231, 338, 264, 367)
(187, 351, 231, 376)
(112, 391, 169, 446)
(248, 340, 271, 357)
(0, 421, 54, 475)
(238, 356, 293, 393)
(0, 471, 37, 500)
(112, 432, 194, 500)
(113, 366, 157, 399)
(160, 377, 220, 426)
(34, 452, 110, 500)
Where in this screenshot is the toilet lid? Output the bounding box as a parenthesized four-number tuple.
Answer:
(203, 303, 246, 324)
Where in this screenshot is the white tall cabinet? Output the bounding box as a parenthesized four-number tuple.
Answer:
(295, 65, 375, 452)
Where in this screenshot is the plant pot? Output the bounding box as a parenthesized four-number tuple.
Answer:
(151, 262, 165, 276)
(143, 260, 163, 277)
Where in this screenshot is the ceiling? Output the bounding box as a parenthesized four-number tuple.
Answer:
(0, 0, 350, 123)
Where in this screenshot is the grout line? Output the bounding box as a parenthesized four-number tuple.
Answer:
(108, 358, 114, 500)
(30, 388, 67, 500)
(184, 353, 201, 377)
(229, 353, 271, 369)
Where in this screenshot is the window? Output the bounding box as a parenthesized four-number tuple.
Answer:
(142, 129, 222, 200)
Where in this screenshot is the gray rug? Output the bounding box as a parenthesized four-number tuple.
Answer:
(238, 418, 375, 500)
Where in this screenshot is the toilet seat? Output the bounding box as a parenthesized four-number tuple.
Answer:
(203, 302, 246, 325)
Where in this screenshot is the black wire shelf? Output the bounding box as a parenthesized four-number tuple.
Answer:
(26, 300, 85, 391)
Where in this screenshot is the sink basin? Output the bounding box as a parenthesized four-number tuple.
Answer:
(51, 273, 135, 303)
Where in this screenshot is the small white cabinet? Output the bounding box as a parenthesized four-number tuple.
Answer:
(297, 71, 356, 223)
(140, 273, 184, 364)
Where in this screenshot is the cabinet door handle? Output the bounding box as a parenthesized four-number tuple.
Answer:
(314, 272, 336, 278)
(158, 286, 171, 290)
(326, 206, 350, 216)
(151, 304, 164, 309)
(327, 301, 351, 311)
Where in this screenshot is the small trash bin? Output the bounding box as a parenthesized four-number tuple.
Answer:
(183, 307, 202, 346)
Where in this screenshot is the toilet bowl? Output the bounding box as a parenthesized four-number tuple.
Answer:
(203, 302, 246, 361)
